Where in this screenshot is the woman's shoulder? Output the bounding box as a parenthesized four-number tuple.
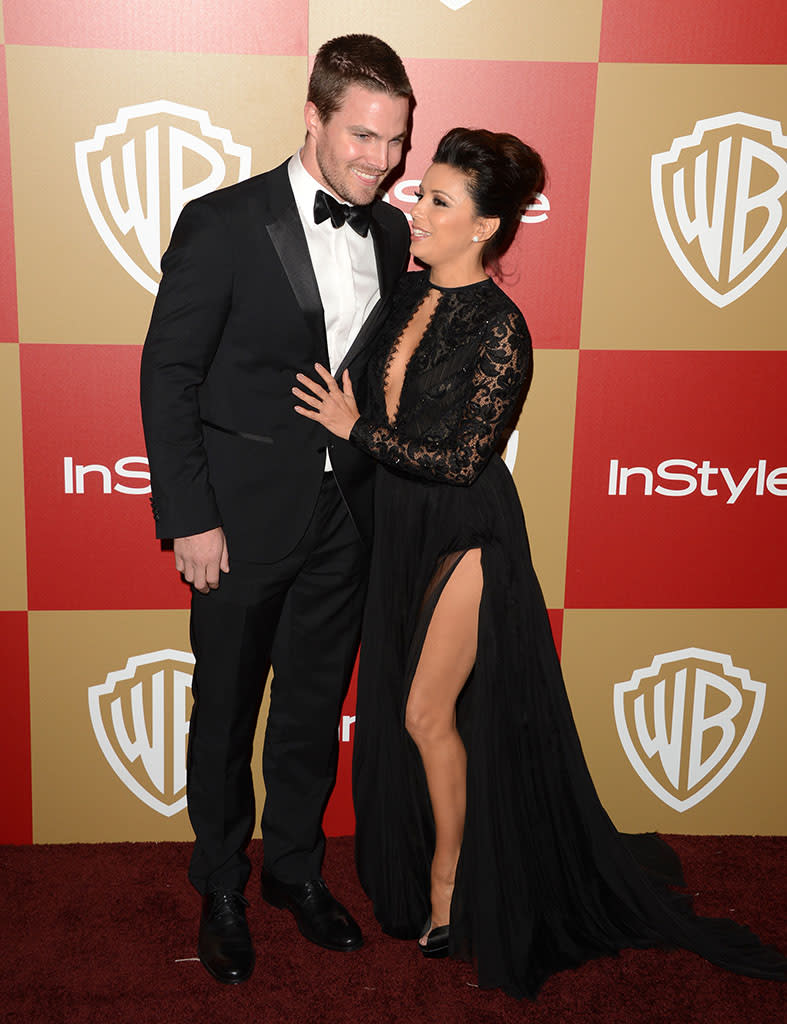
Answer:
(484, 280, 526, 320)
(480, 281, 531, 347)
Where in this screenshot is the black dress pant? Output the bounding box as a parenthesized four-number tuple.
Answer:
(186, 474, 368, 894)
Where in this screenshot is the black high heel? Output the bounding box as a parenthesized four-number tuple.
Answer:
(419, 917, 450, 959)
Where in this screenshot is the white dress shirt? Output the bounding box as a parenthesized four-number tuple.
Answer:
(288, 151, 381, 426)
(288, 152, 380, 470)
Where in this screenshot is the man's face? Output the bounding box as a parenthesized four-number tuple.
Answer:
(303, 84, 410, 206)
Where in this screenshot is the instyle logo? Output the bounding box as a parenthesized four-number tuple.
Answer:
(614, 648, 766, 812)
(63, 456, 150, 495)
(607, 458, 787, 503)
(339, 715, 355, 742)
(651, 112, 787, 307)
(387, 180, 549, 223)
(503, 431, 520, 473)
(75, 101, 252, 294)
(88, 650, 194, 816)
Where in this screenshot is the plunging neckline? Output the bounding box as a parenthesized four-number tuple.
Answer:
(382, 276, 494, 426)
(382, 286, 441, 426)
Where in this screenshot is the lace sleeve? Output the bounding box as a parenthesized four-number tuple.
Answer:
(350, 309, 531, 485)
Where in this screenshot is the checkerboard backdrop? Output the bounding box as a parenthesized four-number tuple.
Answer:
(2, 0, 786, 844)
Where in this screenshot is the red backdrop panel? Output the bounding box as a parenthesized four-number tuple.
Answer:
(387, 59, 597, 349)
(0, 611, 32, 843)
(600, 0, 787, 64)
(21, 345, 189, 610)
(548, 608, 563, 657)
(0, 51, 18, 343)
(2, 0, 306, 55)
(324, 659, 358, 836)
(565, 350, 787, 608)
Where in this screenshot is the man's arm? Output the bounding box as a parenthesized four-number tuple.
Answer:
(140, 196, 233, 543)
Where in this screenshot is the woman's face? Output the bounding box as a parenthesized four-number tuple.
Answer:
(409, 162, 489, 269)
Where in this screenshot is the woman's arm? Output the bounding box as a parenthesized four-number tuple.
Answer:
(349, 309, 531, 485)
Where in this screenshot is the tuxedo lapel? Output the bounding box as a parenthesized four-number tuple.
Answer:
(261, 164, 327, 350)
(370, 206, 400, 298)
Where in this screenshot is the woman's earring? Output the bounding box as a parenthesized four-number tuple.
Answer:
(472, 235, 479, 242)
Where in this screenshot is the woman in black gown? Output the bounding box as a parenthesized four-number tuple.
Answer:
(293, 128, 786, 998)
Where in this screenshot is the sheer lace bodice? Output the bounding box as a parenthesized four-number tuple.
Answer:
(350, 272, 532, 485)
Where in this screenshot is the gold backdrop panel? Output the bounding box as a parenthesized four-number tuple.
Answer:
(582, 63, 787, 350)
(7, 46, 305, 345)
(29, 608, 274, 843)
(309, 0, 602, 63)
(0, 344, 27, 609)
(29, 609, 196, 842)
(561, 608, 787, 835)
(506, 350, 578, 608)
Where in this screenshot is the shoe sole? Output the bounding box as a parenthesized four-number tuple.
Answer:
(420, 944, 449, 959)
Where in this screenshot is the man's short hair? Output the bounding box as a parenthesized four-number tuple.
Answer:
(308, 34, 413, 123)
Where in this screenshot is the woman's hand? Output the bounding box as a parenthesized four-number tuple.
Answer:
(293, 364, 360, 440)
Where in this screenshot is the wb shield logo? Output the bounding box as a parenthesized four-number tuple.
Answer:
(651, 112, 787, 307)
(75, 101, 252, 294)
(88, 649, 195, 816)
(613, 648, 766, 812)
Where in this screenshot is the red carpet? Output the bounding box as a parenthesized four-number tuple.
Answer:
(1, 836, 785, 1023)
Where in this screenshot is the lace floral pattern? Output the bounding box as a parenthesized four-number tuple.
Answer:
(350, 272, 532, 485)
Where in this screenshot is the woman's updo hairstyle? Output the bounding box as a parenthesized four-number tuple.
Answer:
(432, 127, 546, 273)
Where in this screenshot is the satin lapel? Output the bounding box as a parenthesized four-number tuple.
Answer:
(371, 207, 399, 298)
(261, 166, 326, 349)
(334, 210, 398, 378)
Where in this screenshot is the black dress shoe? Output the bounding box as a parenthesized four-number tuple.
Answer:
(419, 917, 450, 959)
(198, 891, 255, 984)
(261, 870, 363, 951)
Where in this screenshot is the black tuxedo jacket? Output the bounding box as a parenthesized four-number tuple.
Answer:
(140, 160, 410, 561)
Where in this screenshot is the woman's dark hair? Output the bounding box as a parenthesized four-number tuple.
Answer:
(308, 34, 413, 123)
(433, 127, 546, 273)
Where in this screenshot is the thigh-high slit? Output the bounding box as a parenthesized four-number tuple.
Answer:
(404, 548, 483, 933)
(353, 457, 787, 998)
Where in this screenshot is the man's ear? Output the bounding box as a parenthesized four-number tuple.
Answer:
(304, 100, 322, 140)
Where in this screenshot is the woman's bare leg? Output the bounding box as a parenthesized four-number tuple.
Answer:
(404, 549, 483, 941)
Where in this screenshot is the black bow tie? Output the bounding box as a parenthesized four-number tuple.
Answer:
(313, 189, 373, 237)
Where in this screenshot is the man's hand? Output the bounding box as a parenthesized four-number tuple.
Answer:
(174, 528, 229, 594)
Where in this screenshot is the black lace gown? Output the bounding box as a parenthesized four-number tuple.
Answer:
(348, 270, 786, 998)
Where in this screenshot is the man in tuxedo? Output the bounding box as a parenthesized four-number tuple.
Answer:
(140, 35, 412, 984)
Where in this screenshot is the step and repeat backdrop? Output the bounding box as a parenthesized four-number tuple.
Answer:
(1, 1, 786, 844)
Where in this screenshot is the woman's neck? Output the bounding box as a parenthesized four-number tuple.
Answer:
(427, 257, 488, 290)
